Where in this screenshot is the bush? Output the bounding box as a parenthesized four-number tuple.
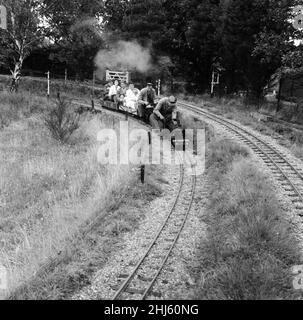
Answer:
(44, 95, 80, 143)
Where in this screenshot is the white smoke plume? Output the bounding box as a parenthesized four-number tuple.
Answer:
(94, 40, 153, 73)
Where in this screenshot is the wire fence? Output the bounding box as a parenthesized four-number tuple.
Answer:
(0, 68, 166, 98)
(1, 68, 105, 84)
(0, 72, 104, 100)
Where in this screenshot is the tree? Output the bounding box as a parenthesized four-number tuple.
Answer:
(101, 0, 173, 83)
(103, 0, 302, 96)
(217, 0, 298, 98)
(0, 0, 43, 91)
(174, 0, 220, 89)
(104, 0, 221, 90)
(104, 0, 128, 33)
(41, 0, 105, 80)
(42, 0, 104, 41)
(121, 0, 166, 45)
(282, 46, 303, 71)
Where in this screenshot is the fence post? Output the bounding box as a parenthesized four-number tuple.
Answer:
(148, 131, 152, 145)
(211, 71, 215, 98)
(64, 68, 67, 85)
(92, 71, 96, 98)
(141, 165, 145, 184)
(46, 71, 50, 99)
(277, 71, 284, 113)
(91, 98, 95, 112)
(157, 79, 161, 96)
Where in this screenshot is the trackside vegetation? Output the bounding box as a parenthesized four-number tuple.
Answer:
(193, 139, 302, 300)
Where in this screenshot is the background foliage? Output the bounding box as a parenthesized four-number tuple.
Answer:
(0, 0, 302, 96)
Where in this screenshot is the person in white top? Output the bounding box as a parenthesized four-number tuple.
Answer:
(109, 80, 121, 102)
(125, 83, 140, 112)
(103, 80, 113, 101)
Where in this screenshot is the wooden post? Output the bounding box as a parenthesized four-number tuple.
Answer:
(211, 70, 220, 98)
(141, 165, 145, 184)
(92, 71, 96, 98)
(64, 68, 67, 85)
(211, 71, 215, 98)
(277, 73, 283, 113)
(157, 79, 161, 96)
(91, 98, 95, 112)
(46, 71, 50, 99)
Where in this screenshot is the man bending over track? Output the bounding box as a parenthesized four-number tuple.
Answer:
(150, 96, 179, 131)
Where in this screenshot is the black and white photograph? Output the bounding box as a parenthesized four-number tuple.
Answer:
(1, 0, 303, 306)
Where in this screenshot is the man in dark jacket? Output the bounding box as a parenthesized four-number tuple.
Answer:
(137, 82, 157, 122)
(150, 96, 178, 131)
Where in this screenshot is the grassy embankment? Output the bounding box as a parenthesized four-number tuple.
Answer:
(190, 138, 303, 300)
(179, 93, 303, 161)
(0, 87, 164, 300)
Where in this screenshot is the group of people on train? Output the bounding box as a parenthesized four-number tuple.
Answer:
(105, 79, 140, 112)
(103, 79, 179, 131)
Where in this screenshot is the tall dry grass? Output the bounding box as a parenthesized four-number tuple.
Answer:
(0, 89, 46, 129)
(193, 139, 301, 300)
(0, 102, 134, 298)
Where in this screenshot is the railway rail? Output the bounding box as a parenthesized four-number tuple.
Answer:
(112, 158, 196, 300)
(178, 101, 303, 214)
(73, 99, 199, 300)
(73, 96, 303, 299)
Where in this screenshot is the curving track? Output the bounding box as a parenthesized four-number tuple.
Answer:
(112, 160, 196, 300)
(74, 99, 201, 300)
(74, 96, 303, 299)
(178, 101, 303, 214)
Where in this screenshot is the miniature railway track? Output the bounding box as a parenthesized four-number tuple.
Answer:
(73, 99, 199, 300)
(113, 161, 196, 300)
(178, 101, 303, 214)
